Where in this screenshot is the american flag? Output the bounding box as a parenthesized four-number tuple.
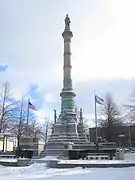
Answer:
(28, 101, 37, 111)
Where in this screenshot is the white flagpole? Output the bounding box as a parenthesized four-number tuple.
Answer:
(94, 91, 98, 144)
(26, 98, 30, 137)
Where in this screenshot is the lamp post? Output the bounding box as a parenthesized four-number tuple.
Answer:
(118, 134, 125, 148)
(128, 124, 132, 150)
(128, 119, 134, 150)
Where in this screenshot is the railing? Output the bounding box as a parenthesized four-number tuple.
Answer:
(82, 153, 109, 160)
(0, 154, 16, 159)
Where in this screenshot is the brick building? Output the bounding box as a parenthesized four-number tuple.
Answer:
(89, 125, 135, 147)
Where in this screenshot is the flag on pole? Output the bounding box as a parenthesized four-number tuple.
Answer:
(95, 95, 104, 105)
(94, 92, 104, 143)
(28, 101, 37, 111)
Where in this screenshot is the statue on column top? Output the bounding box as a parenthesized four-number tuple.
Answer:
(65, 14, 71, 29)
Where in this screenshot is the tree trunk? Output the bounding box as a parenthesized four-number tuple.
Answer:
(5, 136, 8, 151)
(45, 124, 48, 144)
(17, 135, 20, 148)
(2, 135, 5, 152)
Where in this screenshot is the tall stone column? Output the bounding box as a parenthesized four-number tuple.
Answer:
(39, 15, 91, 158)
(60, 15, 76, 121)
(54, 14, 78, 139)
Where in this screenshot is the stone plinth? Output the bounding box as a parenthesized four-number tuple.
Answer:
(40, 121, 79, 157)
(63, 142, 74, 160)
(40, 120, 92, 158)
(116, 149, 124, 160)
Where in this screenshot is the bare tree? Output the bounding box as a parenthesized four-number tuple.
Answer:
(8, 97, 37, 147)
(0, 82, 18, 151)
(27, 117, 53, 145)
(29, 117, 44, 141)
(123, 89, 135, 123)
(42, 118, 53, 143)
(99, 93, 123, 141)
(82, 117, 89, 134)
(8, 98, 27, 148)
(43, 122, 49, 144)
(0, 82, 14, 133)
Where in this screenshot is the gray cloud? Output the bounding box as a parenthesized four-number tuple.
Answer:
(36, 78, 135, 118)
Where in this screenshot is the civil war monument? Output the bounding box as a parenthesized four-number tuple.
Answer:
(40, 15, 91, 157)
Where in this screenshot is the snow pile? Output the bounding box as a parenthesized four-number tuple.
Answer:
(0, 165, 5, 168)
(32, 156, 58, 164)
(59, 159, 124, 164)
(124, 152, 135, 161)
(0, 158, 17, 162)
(39, 156, 58, 160)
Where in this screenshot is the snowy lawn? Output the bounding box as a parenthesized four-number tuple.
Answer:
(0, 163, 134, 180)
(0, 153, 134, 180)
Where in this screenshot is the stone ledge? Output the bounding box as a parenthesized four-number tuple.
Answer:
(49, 159, 135, 168)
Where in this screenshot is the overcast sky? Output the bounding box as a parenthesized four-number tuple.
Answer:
(0, 0, 135, 125)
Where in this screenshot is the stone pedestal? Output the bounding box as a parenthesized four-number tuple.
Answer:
(40, 121, 79, 157)
(116, 149, 124, 160)
(40, 120, 92, 158)
(63, 142, 73, 159)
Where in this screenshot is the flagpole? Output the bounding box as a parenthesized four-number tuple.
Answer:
(94, 91, 98, 144)
(18, 96, 23, 147)
(26, 98, 30, 137)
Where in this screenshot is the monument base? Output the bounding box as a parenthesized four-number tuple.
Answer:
(40, 121, 92, 158)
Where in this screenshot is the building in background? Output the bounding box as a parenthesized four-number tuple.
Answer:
(89, 125, 135, 147)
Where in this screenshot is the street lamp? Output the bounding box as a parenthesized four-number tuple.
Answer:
(128, 120, 134, 150)
(118, 134, 125, 148)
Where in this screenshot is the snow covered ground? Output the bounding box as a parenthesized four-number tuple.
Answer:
(0, 153, 134, 180)
(0, 158, 17, 162)
(0, 163, 134, 180)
